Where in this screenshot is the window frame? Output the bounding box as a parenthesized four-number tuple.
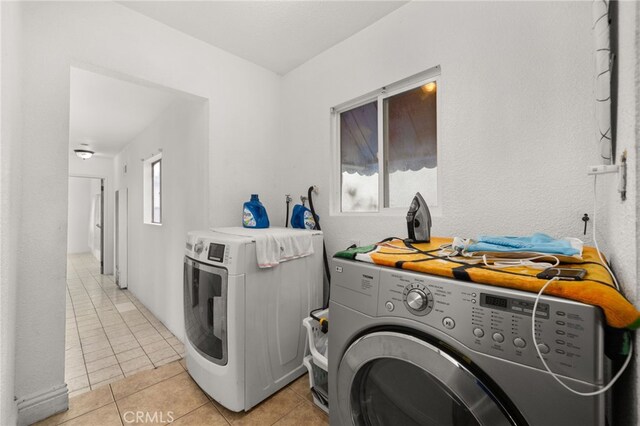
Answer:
(331, 66, 442, 217)
(151, 158, 162, 224)
(143, 152, 163, 226)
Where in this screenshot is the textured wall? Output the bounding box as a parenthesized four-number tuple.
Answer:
(0, 2, 22, 424)
(66, 177, 92, 254)
(281, 1, 595, 257)
(15, 2, 280, 423)
(602, 2, 640, 424)
(114, 99, 209, 340)
(280, 2, 638, 424)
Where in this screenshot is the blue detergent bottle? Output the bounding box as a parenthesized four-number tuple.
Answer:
(243, 194, 270, 228)
(291, 197, 317, 230)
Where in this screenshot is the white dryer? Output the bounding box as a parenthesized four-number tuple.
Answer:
(183, 227, 323, 411)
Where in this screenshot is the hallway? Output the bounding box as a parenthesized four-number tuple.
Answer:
(65, 254, 184, 397)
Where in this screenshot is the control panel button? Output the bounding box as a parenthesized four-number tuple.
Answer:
(537, 343, 550, 354)
(513, 337, 527, 348)
(473, 328, 484, 338)
(556, 330, 566, 335)
(443, 317, 455, 329)
(385, 301, 395, 312)
(492, 332, 504, 343)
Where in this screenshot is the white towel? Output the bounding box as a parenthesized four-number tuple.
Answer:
(212, 227, 316, 268)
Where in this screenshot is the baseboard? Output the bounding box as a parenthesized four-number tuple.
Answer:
(16, 383, 68, 426)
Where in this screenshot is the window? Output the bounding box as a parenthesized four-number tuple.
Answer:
(334, 67, 439, 213)
(143, 152, 162, 225)
(151, 159, 161, 223)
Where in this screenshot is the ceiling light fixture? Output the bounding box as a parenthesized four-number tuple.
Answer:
(74, 149, 95, 160)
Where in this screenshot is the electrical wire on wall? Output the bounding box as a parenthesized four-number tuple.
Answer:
(593, 0, 613, 162)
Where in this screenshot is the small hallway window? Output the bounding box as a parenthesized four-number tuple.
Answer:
(334, 66, 440, 213)
(143, 152, 162, 225)
(151, 158, 161, 223)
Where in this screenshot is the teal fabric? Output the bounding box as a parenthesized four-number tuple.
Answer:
(466, 233, 579, 256)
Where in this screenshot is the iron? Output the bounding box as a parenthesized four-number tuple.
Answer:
(406, 192, 432, 243)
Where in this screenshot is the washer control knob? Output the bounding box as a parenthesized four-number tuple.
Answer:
(473, 328, 484, 338)
(442, 317, 455, 329)
(537, 343, 550, 354)
(406, 289, 428, 311)
(492, 332, 504, 343)
(513, 337, 527, 348)
(385, 301, 395, 312)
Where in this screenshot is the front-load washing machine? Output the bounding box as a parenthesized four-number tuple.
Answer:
(184, 227, 322, 411)
(329, 258, 610, 426)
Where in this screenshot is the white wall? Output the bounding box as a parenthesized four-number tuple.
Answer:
(114, 99, 208, 340)
(281, 1, 595, 258)
(0, 2, 22, 424)
(69, 154, 115, 274)
(7, 1, 638, 424)
(280, 2, 639, 424)
(66, 177, 92, 254)
(12, 2, 281, 423)
(599, 2, 640, 424)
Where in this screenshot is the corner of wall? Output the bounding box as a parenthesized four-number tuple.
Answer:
(1, 1, 23, 424)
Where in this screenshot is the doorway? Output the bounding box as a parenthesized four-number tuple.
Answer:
(67, 176, 104, 271)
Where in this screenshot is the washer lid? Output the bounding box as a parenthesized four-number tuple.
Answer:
(337, 331, 524, 426)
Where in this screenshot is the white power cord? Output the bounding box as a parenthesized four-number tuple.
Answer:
(592, 174, 621, 290)
(532, 277, 633, 396)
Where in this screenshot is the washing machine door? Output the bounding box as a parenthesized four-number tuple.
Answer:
(338, 331, 523, 426)
(184, 256, 228, 365)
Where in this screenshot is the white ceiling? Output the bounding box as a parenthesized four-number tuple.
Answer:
(69, 67, 180, 157)
(118, 1, 409, 75)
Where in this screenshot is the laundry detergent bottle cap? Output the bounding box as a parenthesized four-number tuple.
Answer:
(243, 194, 270, 228)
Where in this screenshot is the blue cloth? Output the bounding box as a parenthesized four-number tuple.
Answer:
(466, 233, 580, 256)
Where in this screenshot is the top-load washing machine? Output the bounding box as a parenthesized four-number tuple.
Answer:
(183, 227, 323, 411)
(329, 258, 610, 426)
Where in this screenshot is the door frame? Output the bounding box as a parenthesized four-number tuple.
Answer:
(115, 188, 128, 289)
(68, 173, 107, 273)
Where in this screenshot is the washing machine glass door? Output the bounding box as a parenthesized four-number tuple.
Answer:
(338, 331, 521, 426)
(184, 257, 228, 365)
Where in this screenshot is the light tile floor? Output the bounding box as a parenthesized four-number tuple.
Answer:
(36, 359, 328, 425)
(65, 253, 184, 397)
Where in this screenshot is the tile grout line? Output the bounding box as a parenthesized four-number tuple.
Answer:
(65, 262, 90, 393)
(122, 289, 184, 361)
(113, 360, 187, 401)
(163, 400, 211, 425)
(269, 397, 306, 426)
(80, 266, 125, 389)
(88, 266, 165, 377)
(96, 273, 177, 370)
(109, 383, 125, 426)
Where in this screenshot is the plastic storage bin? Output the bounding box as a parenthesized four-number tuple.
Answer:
(302, 309, 329, 413)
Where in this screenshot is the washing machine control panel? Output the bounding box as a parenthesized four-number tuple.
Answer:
(373, 266, 604, 384)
